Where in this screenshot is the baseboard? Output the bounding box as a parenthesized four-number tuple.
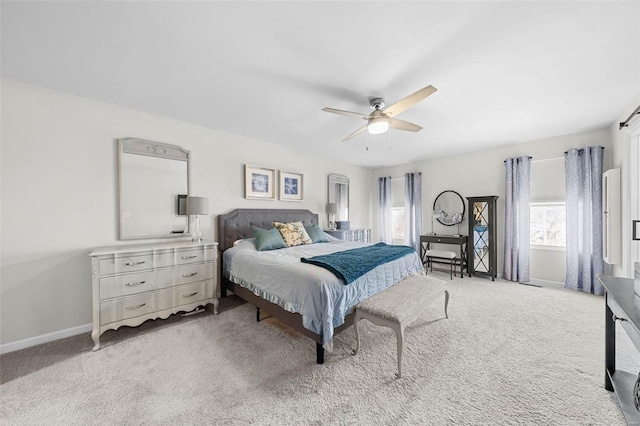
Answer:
(0, 323, 92, 355)
(498, 275, 565, 290)
(528, 278, 565, 290)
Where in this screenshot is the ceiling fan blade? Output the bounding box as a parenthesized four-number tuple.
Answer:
(382, 85, 437, 118)
(322, 107, 369, 120)
(342, 125, 368, 142)
(389, 118, 423, 132)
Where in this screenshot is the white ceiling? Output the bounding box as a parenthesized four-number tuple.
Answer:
(2, 1, 639, 168)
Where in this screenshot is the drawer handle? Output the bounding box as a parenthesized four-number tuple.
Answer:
(613, 314, 628, 322)
(181, 255, 198, 259)
(126, 303, 146, 310)
(183, 292, 198, 298)
(124, 261, 146, 266)
(125, 280, 146, 287)
(182, 272, 198, 277)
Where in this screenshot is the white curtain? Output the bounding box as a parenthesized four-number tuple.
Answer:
(565, 146, 604, 295)
(504, 156, 531, 283)
(404, 172, 422, 251)
(377, 176, 392, 243)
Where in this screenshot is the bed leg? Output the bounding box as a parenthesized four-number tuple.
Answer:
(316, 343, 324, 364)
(256, 307, 260, 322)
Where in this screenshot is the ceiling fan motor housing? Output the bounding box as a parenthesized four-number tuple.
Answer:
(369, 97, 385, 110)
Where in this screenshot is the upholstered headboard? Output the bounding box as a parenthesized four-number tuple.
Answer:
(218, 209, 319, 251)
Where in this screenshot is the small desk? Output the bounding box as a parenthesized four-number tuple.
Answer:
(420, 234, 468, 277)
(598, 274, 640, 425)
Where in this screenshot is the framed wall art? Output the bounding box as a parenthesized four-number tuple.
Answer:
(279, 171, 303, 201)
(245, 165, 276, 199)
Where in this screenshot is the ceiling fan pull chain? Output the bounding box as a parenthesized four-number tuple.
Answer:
(388, 128, 392, 150)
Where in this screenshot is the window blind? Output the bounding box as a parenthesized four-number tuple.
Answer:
(391, 178, 404, 207)
(530, 157, 565, 203)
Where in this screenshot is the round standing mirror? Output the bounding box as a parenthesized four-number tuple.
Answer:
(433, 190, 465, 226)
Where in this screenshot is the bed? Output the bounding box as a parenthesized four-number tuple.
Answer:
(218, 208, 424, 363)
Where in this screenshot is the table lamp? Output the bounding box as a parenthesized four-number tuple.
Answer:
(187, 196, 209, 242)
(327, 202, 338, 230)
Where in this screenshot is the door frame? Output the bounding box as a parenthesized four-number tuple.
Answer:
(627, 120, 640, 277)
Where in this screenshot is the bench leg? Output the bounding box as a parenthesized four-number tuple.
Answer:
(444, 290, 449, 318)
(393, 323, 405, 379)
(352, 313, 362, 355)
(450, 259, 453, 279)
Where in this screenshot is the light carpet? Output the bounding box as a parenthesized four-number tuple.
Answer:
(0, 274, 634, 425)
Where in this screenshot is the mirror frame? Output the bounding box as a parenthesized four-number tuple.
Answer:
(328, 174, 349, 223)
(433, 190, 465, 226)
(118, 138, 191, 240)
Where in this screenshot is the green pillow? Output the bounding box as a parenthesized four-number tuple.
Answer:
(252, 226, 287, 251)
(305, 225, 330, 243)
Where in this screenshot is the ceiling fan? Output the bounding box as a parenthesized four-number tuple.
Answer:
(322, 85, 437, 142)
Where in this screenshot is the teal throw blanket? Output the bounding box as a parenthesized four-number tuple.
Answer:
(300, 242, 416, 284)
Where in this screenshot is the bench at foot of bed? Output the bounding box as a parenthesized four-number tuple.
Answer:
(352, 274, 449, 378)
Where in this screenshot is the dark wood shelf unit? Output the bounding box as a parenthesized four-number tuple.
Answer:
(467, 196, 498, 281)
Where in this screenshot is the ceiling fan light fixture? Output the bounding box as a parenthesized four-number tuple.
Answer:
(368, 117, 389, 135)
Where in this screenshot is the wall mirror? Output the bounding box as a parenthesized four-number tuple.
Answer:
(328, 174, 349, 222)
(433, 190, 465, 226)
(118, 138, 190, 240)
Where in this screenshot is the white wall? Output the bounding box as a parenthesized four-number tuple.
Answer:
(372, 127, 612, 284)
(0, 79, 373, 346)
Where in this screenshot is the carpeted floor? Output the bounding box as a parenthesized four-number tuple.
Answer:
(0, 274, 635, 425)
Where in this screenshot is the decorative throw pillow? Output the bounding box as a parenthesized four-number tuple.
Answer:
(252, 226, 287, 251)
(273, 221, 313, 247)
(304, 224, 330, 243)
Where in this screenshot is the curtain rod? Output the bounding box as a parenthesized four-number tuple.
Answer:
(531, 156, 563, 163)
(619, 105, 640, 130)
(503, 156, 533, 163)
(563, 146, 605, 154)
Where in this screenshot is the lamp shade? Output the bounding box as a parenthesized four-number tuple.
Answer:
(326, 202, 338, 215)
(186, 196, 209, 215)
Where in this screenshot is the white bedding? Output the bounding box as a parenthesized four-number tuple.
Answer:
(222, 238, 424, 349)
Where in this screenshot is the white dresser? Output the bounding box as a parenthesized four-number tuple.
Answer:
(90, 241, 218, 350)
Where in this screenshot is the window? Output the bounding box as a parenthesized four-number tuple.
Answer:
(530, 202, 566, 247)
(392, 207, 405, 240)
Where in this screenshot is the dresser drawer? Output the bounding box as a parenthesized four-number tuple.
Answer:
(99, 288, 177, 325)
(149, 263, 214, 290)
(99, 254, 153, 275)
(155, 248, 216, 268)
(174, 282, 207, 306)
(175, 249, 210, 266)
(99, 271, 154, 300)
(100, 292, 156, 325)
(175, 264, 214, 285)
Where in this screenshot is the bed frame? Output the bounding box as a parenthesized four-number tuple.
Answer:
(218, 208, 355, 364)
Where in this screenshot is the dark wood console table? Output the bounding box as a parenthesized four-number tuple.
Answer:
(419, 234, 467, 277)
(598, 274, 640, 425)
